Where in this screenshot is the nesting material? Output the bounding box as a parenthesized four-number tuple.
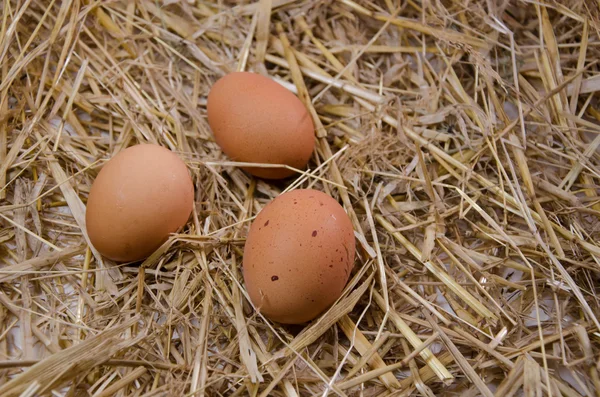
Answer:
(0, 1, 599, 396)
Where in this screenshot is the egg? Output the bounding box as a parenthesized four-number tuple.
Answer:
(207, 72, 315, 179)
(86, 144, 194, 262)
(243, 189, 355, 324)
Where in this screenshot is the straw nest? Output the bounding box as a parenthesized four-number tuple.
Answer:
(0, 0, 599, 396)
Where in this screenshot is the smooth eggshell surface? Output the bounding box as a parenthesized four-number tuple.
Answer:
(86, 144, 194, 262)
(207, 72, 315, 179)
(243, 189, 355, 324)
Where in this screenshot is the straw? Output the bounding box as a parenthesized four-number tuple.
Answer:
(0, 1, 599, 395)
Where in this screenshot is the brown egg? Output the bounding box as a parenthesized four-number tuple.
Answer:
(207, 72, 315, 179)
(86, 144, 194, 262)
(243, 189, 355, 324)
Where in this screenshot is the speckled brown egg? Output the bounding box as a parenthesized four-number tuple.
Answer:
(86, 144, 194, 262)
(243, 189, 355, 324)
(207, 72, 315, 179)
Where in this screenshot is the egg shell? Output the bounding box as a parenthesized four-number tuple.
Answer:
(207, 72, 315, 179)
(243, 189, 355, 324)
(86, 144, 194, 262)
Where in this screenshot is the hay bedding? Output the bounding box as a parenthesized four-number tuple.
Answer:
(0, 0, 599, 395)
